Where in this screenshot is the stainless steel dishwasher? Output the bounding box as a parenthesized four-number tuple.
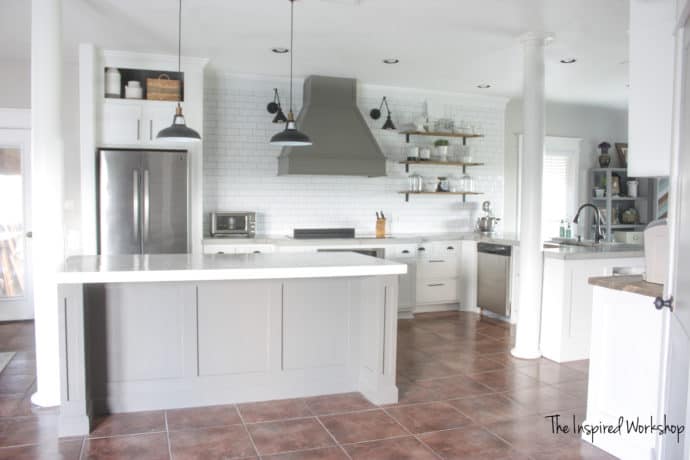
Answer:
(477, 242, 512, 317)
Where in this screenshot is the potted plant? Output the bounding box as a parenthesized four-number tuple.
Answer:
(434, 139, 450, 162)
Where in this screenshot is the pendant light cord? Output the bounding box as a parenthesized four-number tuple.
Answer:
(178, 0, 182, 73)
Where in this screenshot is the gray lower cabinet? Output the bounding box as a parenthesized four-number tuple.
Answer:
(58, 275, 400, 437)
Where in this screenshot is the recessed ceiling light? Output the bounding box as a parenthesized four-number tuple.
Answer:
(560, 58, 577, 64)
(477, 84, 491, 89)
(383, 58, 399, 64)
(272, 47, 289, 54)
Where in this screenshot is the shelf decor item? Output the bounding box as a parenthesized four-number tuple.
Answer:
(147, 74, 181, 101)
(156, 0, 201, 142)
(105, 67, 121, 98)
(370, 97, 396, 130)
(270, 0, 312, 146)
(615, 142, 628, 167)
(598, 142, 612, 168)
(434, 139, 449, 162)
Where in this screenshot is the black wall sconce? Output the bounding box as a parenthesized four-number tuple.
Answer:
(267, 88, 288, 123)
(370, 97, 396, 130)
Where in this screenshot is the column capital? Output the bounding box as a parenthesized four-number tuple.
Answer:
(520, 32, 555, 45)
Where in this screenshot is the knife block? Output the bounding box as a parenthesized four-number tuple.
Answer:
(376, 218, 386, 238)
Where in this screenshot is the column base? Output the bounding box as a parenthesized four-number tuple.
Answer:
(511, 347, 542, 360)
(30, 391, 59, 408)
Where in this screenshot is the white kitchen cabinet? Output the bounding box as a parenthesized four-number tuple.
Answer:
(385, 244, 417, 317)
(416, 240, 461, 309)
(100, 101, 143, 145)
(586, 285, 666, 459)
(628, 0, 676, 177)
(540, 255, 645, 363)
(100, 100, 178, 146)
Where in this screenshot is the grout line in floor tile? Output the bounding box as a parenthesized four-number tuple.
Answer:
(78, 436, 86, 460)
(378, 405, 444, 460)
(313, 415, 352, 459)
(234, 403, 262, 459)
(164, 411, 173, 460)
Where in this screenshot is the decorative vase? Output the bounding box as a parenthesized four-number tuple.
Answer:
(598, 142, 612, 168)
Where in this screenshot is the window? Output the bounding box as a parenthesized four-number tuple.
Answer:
(542, 150, 576, 240)
(517, 136, 581, 241)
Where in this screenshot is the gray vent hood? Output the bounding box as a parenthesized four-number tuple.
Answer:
(278, 75, 387, 177)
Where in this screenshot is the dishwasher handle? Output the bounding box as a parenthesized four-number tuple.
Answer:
(477, 243, 512, 256)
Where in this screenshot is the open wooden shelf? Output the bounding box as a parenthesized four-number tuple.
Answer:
(398, 191, 483, 203)
(399, 160, 484, 173)
(400, 131, 484, 143)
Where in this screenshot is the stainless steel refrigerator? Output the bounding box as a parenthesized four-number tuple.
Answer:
(98, 148, 188, 255)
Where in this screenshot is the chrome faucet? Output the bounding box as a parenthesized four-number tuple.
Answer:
(573, 203, 604, 243)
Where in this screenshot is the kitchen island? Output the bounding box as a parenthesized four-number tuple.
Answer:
(540, 244, 645, 362)
(56, 253, 406, 437)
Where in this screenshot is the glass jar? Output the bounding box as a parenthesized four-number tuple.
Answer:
(449, 174, 462, 193)
(423, 177, 437, 192)
(460, 174, 474, 192)
(408, 173, 423, 192)
(437, 176, 450, 192)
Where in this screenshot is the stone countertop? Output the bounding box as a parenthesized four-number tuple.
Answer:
(56, 253, 407, 284)
(589, 275, 663, 298)
(203, 232, 521, 247)
(543, 244, 644, 260)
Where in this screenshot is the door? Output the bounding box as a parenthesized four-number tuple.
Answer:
(0, 129, 32, 320)
(658, 22, 690, 460)
(144, 102, 177, 144)
(141, 150, 188, 254)
(98, 150, 142, 254)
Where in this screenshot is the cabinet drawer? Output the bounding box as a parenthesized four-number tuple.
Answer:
(387, 245, 417, 259)
(418, 258, 457, 280)
(203, 245, 236, 255)
(417, 279, 458, 304)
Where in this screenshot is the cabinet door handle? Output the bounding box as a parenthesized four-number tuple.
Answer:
(217, 251, 225, 255)
(402, 250, 410, 254)
(429, 259, 445, 263)
(447, 246, 455, 250)
(428, 283, 445, 287)
(136, 119, 141, 141)
(418, 247, 426, 252)
(149, 120, 153, 140)
(253, 250, 261, 254)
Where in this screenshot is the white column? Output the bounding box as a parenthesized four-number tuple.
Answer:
(31, 0, 64, 407)
(512, 33, 552, 360)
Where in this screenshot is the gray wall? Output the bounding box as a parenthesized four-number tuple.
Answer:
(503, 99, 629, 234)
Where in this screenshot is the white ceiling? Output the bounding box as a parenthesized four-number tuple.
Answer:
(1, 0, 630, 108)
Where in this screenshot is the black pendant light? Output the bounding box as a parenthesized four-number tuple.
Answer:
(157, 0, 201, 142)
(270, 0, 312, 146)
(370, 97, 396, 130)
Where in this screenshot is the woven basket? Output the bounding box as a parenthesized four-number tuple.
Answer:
(146, 74, 181, 101)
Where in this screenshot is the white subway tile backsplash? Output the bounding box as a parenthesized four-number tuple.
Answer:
(203, 74, 507, 236)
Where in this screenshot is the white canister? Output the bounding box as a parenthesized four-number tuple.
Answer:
(627, 180, 639, 198)
(419, 148, 432, 161)
(406, 146, 419, 161)
(105, 67, 122, 98)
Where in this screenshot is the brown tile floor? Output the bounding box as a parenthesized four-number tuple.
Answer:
(0, 313, 618, 459)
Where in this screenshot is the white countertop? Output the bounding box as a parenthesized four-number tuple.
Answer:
(57, 253, 407, 284)
(203, 232, 521, 247)
(543, 245, 644, 260)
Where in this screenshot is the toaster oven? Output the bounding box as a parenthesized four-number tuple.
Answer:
(210, 212, 256, 238)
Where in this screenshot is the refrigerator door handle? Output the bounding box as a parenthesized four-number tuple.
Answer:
(143, 169, 150, 242)
(132, 169, 140, 241)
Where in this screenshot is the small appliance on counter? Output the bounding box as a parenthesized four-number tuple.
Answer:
(476, 201, 501, 234)
(643, 219, 668, 285)
(210, 212, 256, 238)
